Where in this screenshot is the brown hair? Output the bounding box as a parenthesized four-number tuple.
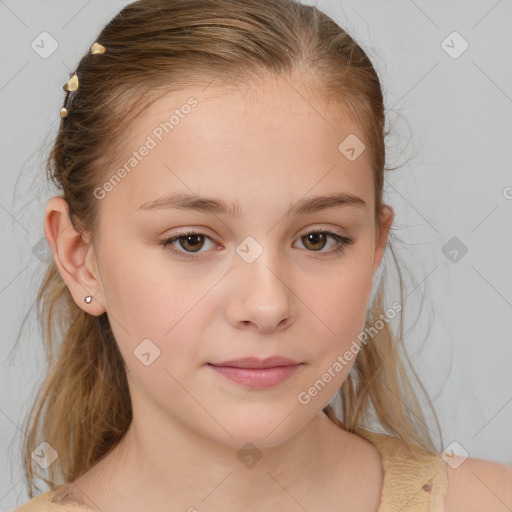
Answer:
(15, 0, 442, 497)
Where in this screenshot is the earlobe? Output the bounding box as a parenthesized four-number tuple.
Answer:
(43, 196, 106, 316)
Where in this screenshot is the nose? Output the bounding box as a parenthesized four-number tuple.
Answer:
(226, 248, 295, 333)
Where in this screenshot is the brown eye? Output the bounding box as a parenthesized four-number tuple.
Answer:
(302, 232, 328, 251)
(161, 228, 354, 260)
(176, 234, 205, 253)
(161, 230, 216, 259)
(296, 230, 355, 255)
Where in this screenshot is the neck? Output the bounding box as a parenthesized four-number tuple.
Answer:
(72, 405, 358, 511)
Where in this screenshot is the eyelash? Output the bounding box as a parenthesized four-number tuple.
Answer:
(160, 228, 355, 260)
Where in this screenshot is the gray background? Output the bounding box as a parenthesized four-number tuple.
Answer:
(1, 0, 511, 509)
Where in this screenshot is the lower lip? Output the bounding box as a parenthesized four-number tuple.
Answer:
(208, 364, 301, 389)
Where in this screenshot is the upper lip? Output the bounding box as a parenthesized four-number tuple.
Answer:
(209, 356, 301, 368)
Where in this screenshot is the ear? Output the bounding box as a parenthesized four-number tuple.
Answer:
(43, 196, 106, 316)
(371, 204, 394, 278)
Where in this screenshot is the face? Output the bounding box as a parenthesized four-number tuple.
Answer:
(48, 73, 393, 449)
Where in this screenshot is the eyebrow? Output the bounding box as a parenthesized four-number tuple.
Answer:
(137, 192, 366, 217)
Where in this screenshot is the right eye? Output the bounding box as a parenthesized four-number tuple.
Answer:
(160, 230, 218, 259)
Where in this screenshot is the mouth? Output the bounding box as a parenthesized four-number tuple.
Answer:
(207, 361, 303, 389)
(208, 355, 301, 369)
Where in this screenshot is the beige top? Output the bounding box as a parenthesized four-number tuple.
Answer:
(13, 429, 449, 512)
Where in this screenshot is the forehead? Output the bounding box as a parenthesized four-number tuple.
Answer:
(98, 75, 374, 217)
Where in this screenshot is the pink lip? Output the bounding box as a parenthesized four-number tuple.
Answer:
(208, 356, 303, 389)
(209, 356, 300, 369)
(208, 363, 301, 389)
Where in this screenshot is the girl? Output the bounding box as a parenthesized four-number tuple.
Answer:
(13, 0, 512, 511)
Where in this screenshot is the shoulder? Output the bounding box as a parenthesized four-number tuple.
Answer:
(444, 457, 512, 512)
(354, 428, 449, 510)
(13, 486, 94, 512)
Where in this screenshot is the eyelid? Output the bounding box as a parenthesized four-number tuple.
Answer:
(162, 225, 351, 245)
(300, 225, 348, 238)
(164, 224, 349, 240)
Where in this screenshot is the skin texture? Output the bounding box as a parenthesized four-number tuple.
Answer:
(445, 458, 512, 512)
(44, 74, 394, 511)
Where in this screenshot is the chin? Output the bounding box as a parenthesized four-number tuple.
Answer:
(201, 409, 311, 450)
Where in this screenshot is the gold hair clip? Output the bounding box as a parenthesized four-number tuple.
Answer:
(60, 72, 78, 118)
(90, 42, 106, 54)
(63, 72, 79, 92)
(60, 42, 106, 118)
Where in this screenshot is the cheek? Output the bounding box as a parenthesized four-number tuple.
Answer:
(301, 246, 375, 378)
(98, 245, 207, 378)
(99, 237, 197, 330)
(306, 248, 374, 333)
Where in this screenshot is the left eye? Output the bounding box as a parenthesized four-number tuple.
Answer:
(160, 229, 354, 259)
(296, 230, 354, 253)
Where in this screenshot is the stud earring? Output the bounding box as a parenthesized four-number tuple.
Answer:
(84, 295, 92, 304)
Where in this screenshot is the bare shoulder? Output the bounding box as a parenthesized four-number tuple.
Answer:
(444, 456, 512, 512)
